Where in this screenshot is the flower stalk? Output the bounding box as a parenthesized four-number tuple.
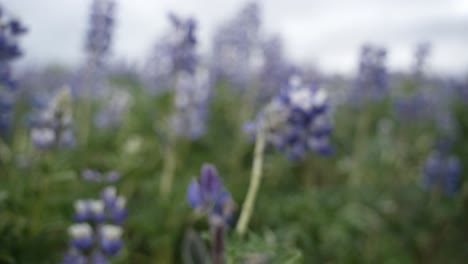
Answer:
(236, 125, 266, 236)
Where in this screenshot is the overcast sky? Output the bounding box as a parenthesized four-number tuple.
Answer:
(7, 0, 468, 75)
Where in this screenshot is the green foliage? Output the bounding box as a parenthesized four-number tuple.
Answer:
(1, 78, 467, 263)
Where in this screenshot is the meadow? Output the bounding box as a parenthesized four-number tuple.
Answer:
(1, 1, 468, 263)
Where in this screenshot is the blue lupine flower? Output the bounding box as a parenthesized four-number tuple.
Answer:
(74, 200, 92, 222)
(211, 2, 261, 88)
(101, 187, 127, 224)
(68, 223, 94, 250)
(94, 90, 131, 129)
(247, 76, 334, 159)
(82, 0, 116, 97)
(143, 12, 198, 93)
(89, 252, 109, 264)
(413, 42, 431, 79)
(86, 0, 115, 66)
(99, 224, 123, 256)
(258, 36, 294, 103)
(166, 12, 197, 74)
(187, 164, 236, 225)
(422, 150, 461, 195)
(170, 69, 212, 139)
(349, 44, 388, 103)
(61, 251, 87, 264)
(63, 185, 126, 263)
(30, 86, 75, 149)
(82, 169, 121, 183)
(0, 5, 27, 132)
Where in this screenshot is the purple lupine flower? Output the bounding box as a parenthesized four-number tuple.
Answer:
(100, 186, 127, 224)
(258, 36, 294, 103)
(82, 169, 121, 183)
(0, 5, 27, 132)
(393, 91, 433, 122)
(349, 44, 388, 103)
(94, 90, 131, 129)
(63, 185, 126, 263)
(68, 223, 93, 250)
(82, 0, 116, 97)
(86, 0, 115, 67)
(74, 200, 92, 222)
(166, 13, 197, 74)
(247, 76, 334, 159)
(108, 196, 127, 224)
(89, 252, 109, 264)
(143, 13, 198, 94)
(60, 250, 87, 264)
(30, 87, 75, 149)
(187, 164, 236, 225)
(170, 69, 212, 139)
(211, 2, 261, 88)
(82, 169, 102, 182)
(413, 42, 431, 79)
(99, 225, 123, 256)
(422, 149, 461, 195)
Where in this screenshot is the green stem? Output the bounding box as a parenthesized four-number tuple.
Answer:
(160, 133, 176, 199)
(236, 126, 266, 236)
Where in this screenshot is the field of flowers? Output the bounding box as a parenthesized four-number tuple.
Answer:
(1, 1, 468, 263)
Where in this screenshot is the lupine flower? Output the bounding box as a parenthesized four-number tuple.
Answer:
(349, 44, 388, 103)
(422, 149, 461, 195)
(246, 76, 333, 159)
(0, 5, 27, 132)
(413, 42, 431, 79)
(211, 2, 261, 88)
(143, 13, 198, 93)
(86, 0, 115, 67)
(30, 86, 75, 149)
(74, 200, 92, 222)
(187, 164, 236, 226)
(99, 225, 123, 256)
(62, 185, 126, 263)
(258, 36, 293, 103)
(82, 0, 116, 97)
(170, 69, 212, 139)
(94, 89, 131, 129)
(166, 13, 197, 74)
(81, 169, 121, 183)
(68, 223, 94, 250)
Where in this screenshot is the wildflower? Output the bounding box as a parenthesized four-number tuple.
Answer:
(0, 5, 27, 132)
(94, 90, 131, 128)
(187, 164, 235, 225)
(349, 44, 388, 103)
(30, 86, 75, 149)
(68, 223, 93, 250)
(83, 0, 116, 97)
(211, 2, 261, 88)
(99, 225, 123, 256)
(81, 169, 121, 183)
(63, 183, 126, 263)
(422, 149, 461, 195)
(143, 12, 198, 94)
(247, 76, 333, 159)
(170, 69, 212, 139)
